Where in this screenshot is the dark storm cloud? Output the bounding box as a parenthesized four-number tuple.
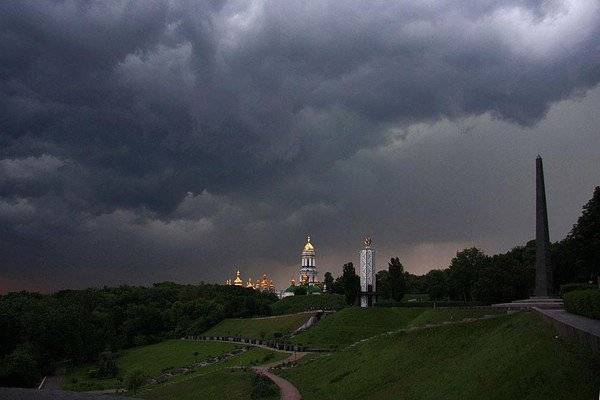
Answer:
(0, 0, 599, 290)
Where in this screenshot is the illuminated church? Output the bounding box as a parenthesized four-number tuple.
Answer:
(283, 235, 323, 297)
(225, 270, 275, 293)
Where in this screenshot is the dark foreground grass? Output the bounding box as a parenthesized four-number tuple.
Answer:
(282, 312, 600, 400)
(143, 370, 279, 400)
(292, 306, 507, 349)
(203, 312, 311, 339)
(141, 347, 286, 400)
(63, 340, 237, 391)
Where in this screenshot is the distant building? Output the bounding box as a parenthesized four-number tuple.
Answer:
(233, 270, 243, 286)
(282, 277, 296, 298)
(282, 235, 323, 297)
(225, 270, 276, 293)
(256, 274, 276, 293)
(299, 235, 318, 284)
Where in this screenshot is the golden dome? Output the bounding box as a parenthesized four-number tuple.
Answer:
(303, 235, 314, 252)
(233, 270, 243, 286)
(260, 274, 269, 288)
(246, 278, 254, 288)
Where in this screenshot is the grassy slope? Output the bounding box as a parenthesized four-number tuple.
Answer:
(62, 340, 261, 391)
(142, 347, 287, 400)
(291, 307, 506, 349)
(282, 313, 600, 400)
(119, 340, 237, 377)
(203, 313, 311, 339)
(144, 370, 278, 400)
(271, 294, 346, 315)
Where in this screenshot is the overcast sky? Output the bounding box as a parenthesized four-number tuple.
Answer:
(1, 0, 599, 293)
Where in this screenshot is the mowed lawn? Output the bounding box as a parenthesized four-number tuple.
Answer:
(203, 312, 311, 339)
(144, 370, 279, 400)
(291, 307, 507, 349)
(282, 312, 600, 400)
(142, 347, 286, 400)
(63, 340, 238, 391)
(118, 340, 237, 377)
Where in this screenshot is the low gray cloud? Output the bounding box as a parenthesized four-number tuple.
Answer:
(0, 0, 599, 291)
(0, 155, 65, 180)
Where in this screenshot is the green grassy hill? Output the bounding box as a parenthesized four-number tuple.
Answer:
(144, 370, 278, 400)
(62, 340, 286, 393)
(292, 307, 507, 349)
(271, 294, 346, 315)
(203, 312, 311, 339)
(282, 312, 600, 400)
(142, 346, 285, 400)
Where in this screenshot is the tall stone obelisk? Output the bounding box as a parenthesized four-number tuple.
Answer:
(534, 155, 553, 297)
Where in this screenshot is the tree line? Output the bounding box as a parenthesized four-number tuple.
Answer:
(323, 186, 600, 305)
(0, 283, 276, 388)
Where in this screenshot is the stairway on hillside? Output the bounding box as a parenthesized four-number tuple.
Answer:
(492, 297, 564, 310)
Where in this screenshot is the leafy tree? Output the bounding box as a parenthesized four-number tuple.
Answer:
(447, 248, 487, 302)
(560, 186, 600, 285)
(342, 262, 360, 305)
(404, 273, 426, 294)
(323, 272, 334, 293)
(331, 276, 345, 295)
(0, 344, 40, 388)
(376, 270, 391, 300)
(388, 257, 406, 302)
(473, 250, 534, 304)
(293, 286, 307, 296)
(424, 269, 450, 301)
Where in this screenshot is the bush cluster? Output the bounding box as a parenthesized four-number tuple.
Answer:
(563, 289, 600, 320)
(559, 283, 598, 296)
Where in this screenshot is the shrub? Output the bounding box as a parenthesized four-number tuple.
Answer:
(560, 283, 598, 297)
(125, 369, 146, 394)
(250, 373, 278, 399)
(563, 289, 600, 320)
(97, 351, 119, 378)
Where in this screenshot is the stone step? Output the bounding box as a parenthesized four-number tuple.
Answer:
(493, 301, 564, 310)
(517, 297, 563, 303)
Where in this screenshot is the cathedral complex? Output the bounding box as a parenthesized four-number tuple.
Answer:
(225, 235, 329, 298)
(225, 270, 276, 293)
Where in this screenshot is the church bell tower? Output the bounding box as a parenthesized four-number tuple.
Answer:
(299, 235, 318, 285)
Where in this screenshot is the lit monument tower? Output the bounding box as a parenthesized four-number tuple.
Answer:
(359, 237, 376, 308)
(534, 155, 553, 296)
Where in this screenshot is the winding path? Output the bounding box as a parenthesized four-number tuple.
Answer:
(252, 353, 306, 400)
